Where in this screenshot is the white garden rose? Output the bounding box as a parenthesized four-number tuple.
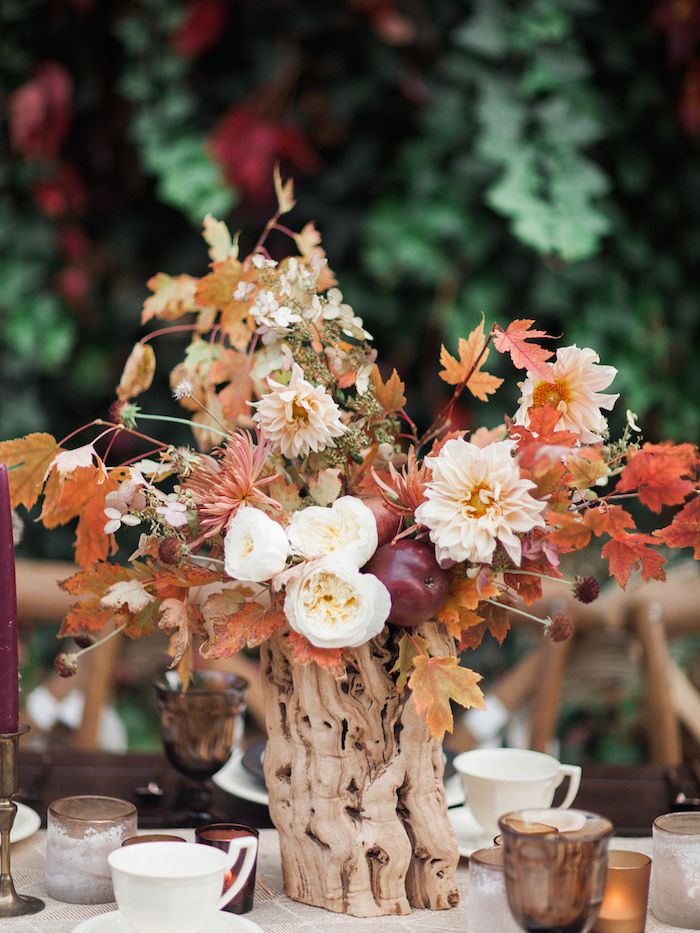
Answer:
(287, 496, 378, 568)
(284, 557, 390, 649)
(224, 506, 289, 583)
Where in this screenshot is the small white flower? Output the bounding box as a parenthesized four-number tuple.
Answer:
(287, 496, 378, 568)
(224, 507, 289, 583)
(101, 580, 154, 613)
(172, 380, 194, 400)
(252, 362, 347, 459)
(252, 254, 277, 269)
(156, 497, 189, 529)
(516, 345, 619, 444)
(322, 289, 372, 340)
(415, 438, 546, 566)
(284, 557, 390, 649)
(103, 479, 146, 534)
(626, 409, 642, 433)
(233, 281, 255, 302)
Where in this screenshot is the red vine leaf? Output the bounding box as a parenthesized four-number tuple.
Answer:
(617, 442, 698, 513)
(601, 533, 666, 588)
(493, 319, 555, 382)
(654, 495, 700, 558)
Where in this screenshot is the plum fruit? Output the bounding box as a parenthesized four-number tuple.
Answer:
(364, 539, 449, 627)
(361, 496, 401, 548)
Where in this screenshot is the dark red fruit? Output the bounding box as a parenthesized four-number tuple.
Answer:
(361, 496, 401, 548)
(364, 539, 449, 627)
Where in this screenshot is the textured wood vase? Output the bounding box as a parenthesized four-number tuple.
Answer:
(261, 623, 460, 917)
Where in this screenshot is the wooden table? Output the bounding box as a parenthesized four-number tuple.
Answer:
(16, 749, 687, 833)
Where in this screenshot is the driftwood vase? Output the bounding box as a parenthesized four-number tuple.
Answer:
(261, 623, 460, 917)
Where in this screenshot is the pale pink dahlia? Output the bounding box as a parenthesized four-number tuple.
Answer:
(252, 363, 346, 459)
(415, 438, 546, 566)
(515, 345, 618, 444)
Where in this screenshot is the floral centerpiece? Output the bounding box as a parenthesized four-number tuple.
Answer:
(3, 173, 700, 917)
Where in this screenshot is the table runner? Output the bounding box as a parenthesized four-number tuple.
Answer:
(0, 831, 692, 932)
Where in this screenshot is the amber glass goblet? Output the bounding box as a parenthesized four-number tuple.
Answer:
(154, 670, 248, 826)
(498, 808, 613, 933)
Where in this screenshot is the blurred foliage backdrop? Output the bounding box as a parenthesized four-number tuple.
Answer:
(2, 0, 700, 553)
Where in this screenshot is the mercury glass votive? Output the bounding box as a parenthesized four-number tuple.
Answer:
(650, 812, 700, 928)
(46, 796, 137, 903)
(468, 847, 522, 933)
(592, 850, 651, 933)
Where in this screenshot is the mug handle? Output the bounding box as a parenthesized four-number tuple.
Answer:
(553, 764, 582, 810)
(218, 836, 258, 910)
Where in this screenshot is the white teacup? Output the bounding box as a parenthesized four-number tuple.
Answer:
(453, 748, 582, 838)
(108, 839, 257, 933)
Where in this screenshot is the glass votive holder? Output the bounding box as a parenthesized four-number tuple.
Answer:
(46, 795, 137, 903)
(468, 847, 522, 933)
(651, 812, 700, 928)
(122, 834, 187, 846)
(592, 850, 651, 933)
(195, 822, 259, 914)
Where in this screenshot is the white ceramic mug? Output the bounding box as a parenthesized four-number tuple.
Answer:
(108, 839, 257, 933)
(453, 748, 582, 837)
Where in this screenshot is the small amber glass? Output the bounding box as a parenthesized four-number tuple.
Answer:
(195, 822, 259, 914)
(592, 850, 651, 933)
(122, 834, 187, 846)
(499, 808, 613, 933)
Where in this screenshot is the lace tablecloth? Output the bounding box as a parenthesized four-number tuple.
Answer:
(0, 830, 694, 932)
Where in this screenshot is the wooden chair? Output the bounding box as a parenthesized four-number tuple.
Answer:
(16, 559, 121, 750)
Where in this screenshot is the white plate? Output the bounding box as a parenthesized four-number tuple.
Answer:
(72, 909, 263, 932)
(447, 805, 493, 858)
(213, 749, 269, 806)
(11, 802, 41, 844)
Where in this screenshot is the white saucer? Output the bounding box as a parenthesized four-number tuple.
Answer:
(11, 802, 41, 844)
(447, 805, 493, 858)
(72, 910, 263, 932)
(213, 749, 269, 806)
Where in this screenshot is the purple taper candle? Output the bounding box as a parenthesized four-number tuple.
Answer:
(0, 464, 19, 734)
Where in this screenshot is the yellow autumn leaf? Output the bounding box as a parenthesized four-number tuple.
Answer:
(409, 655, 485, 740)
(390, 633, 430, 692)
(371, 366, 407, 412)
(202, 215, 238, 263)
(273, 164, 295, 215)
(0, 433, 59, 510)
(117, 342, 156, 400)
(142, 273, 201, 324)
(439, 320, 503, 401)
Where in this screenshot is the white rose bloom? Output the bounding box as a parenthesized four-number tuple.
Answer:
(284, 557, 390, 648)
(224, 507, 289, 583)
(287, 496, 378, 568)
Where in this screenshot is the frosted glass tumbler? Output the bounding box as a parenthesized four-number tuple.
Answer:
(468, 847, 522, 933)
(651, 812, 700, 928)
(47, 795, 137, 903)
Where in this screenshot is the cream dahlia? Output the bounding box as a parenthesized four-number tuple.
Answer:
(415, 438, 546, 565)
(252, 363, 346, 459)
(515, 345, 618, 444)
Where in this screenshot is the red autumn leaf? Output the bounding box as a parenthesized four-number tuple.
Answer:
(59, 562, 137, 636)
(0, 433, 59, 510)
(408, 655, 485, 740)
(504, 552, 562, 606)
(583, 505, 636, 539)
(458, 600, 511, 651)
(200, 595, 285, 658)
(509, 407, 578, 469)
(601, 533, 667, 588)
(493, 319, 556, 382)
(617, 442, 698, 513)
(8, 62, 72, 161)
(546, 511, 592, 553)
(286, 630, 346, 677)
(654, 495, 700, 558)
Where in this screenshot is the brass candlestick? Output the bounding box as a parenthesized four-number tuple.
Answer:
(0, 725, 44, 917)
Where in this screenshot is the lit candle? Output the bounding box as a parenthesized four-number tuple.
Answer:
(0, 464, 19, 734)
(593, 850, 651, 933)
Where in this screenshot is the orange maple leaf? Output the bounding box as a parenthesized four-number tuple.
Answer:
(509, 407, 578, 469)
(504, 551, 562, 606)
(195, 258, 243, 315)
(207, 349, 254, 422)
(59, 562, 137, 636)
(286, 630, 346, 677)
(458, 600, 511, 651)
(438, 321, 503, 401)
(617, 442, 698, 513)
(437, 571, 498, 638)
(493, 319, 555, 382)
(41, 464, 105, 529)
(654, 495, 700, 558)
(601, 533, 666, 588)
(74, 473, 120, 567)
(583, 505, 636, 539)
(409, 655, 485, 740)
(370, 366, 407, 413)
(565, 448, 609, 490)
(546, 511, 592, 553)
(0, 433, 59, 510)
(200, 595, 285, 658)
